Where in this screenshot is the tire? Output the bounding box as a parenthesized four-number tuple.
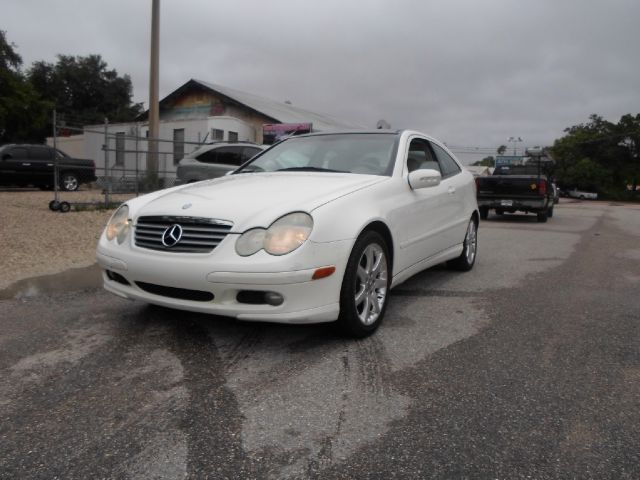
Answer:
(60, 172, 79, 191)
(479, 207, 489, 220)
(495, 208, 504, 215)
(59, 201, 71, 213)
(448, 217, 478, 271)
(537, 210, 548, 223)
(547, 206, 554, 218)
(337, 231, 390, 338)
(49, 200, 60, 211)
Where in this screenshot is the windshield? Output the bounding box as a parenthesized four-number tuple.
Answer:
(236, 133, 398, 176)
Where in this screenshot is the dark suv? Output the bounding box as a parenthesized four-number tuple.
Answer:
(0, 144, 97, 191)
(175, 142, 265, 184)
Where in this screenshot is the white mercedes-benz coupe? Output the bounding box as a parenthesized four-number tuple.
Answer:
(97, 130, 479, 337)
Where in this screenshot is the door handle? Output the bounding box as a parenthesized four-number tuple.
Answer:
(22, 163, 31, 166)
(448, 186, 456, 194)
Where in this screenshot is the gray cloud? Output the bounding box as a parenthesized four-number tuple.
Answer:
(2, 0, 639, 159)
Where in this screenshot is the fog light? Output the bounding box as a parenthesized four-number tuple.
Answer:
(264, 292, 284, 306)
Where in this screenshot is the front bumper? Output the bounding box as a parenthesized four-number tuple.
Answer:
(97, 234, 352, 324)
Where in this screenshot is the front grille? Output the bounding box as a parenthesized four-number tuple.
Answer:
(136, 281, 214, 302)
(135, 216, 233, 253)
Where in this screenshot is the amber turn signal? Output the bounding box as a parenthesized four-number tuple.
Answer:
(312, 266, 336, 280)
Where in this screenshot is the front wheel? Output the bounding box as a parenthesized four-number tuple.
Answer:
(448, 217, 478, 271)
(60, 172, 79, 191)
(338, 231, 390, 338)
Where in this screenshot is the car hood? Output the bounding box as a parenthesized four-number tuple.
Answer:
(129, 172, 386, 232)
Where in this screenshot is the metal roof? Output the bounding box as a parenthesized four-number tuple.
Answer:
(141, 79, 365, 131)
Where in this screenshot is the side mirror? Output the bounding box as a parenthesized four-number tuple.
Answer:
(408, 168, 441, 190)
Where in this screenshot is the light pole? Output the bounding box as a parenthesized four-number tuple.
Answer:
(508, 136, 523, 156)
(148, 0, 160, 184)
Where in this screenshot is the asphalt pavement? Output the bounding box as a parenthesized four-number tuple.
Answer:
(1, 201, 639, 479)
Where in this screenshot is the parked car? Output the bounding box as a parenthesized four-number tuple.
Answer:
(568, 189, 598, 200)
(552, 182, 560, 204)
(0, 144, 96, 191)
(97, 130, 479, 337)
(175, 142, 265, 184)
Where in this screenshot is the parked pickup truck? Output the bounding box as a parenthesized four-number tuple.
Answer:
(475, 163, 554, 222)
(0, 144, 97, 191)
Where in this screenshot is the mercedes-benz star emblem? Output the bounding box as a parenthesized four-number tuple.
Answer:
(161, 224, 183, 247)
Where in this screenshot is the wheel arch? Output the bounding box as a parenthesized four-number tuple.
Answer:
(358, 220, 394, 273)
(471, 208, 479, 224)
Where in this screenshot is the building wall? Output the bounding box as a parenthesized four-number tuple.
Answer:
(81, 85, 276, 178)
(162, 90, 273, 143)
(84, 116, 258, 178)
(46, 134, 86, 158)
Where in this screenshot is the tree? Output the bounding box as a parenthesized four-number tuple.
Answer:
(28, 54, 143, 137)
(0, 31, 50, 143)
(551, 113, 640, 198)
(472, 156, 495, 167)
(497, 145, 507, 156)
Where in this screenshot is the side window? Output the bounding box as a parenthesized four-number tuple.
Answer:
(29, 146, 53, 160)
(215, 146, 243, 166)
(407, 138, 440, 173)
(431, 143, 461, 178)
(8, 147, 28, 160)
(196, 149, 218, 164)
(241, 147, 261, 162)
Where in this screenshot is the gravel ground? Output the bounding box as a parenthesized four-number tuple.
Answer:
(0, 189, 134, 290)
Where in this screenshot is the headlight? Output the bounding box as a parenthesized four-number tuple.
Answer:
(235, 212, 313, 256)
(264, 212, 313, 255)
(106, 205, 130, 244)
(235, 228, 266, 256)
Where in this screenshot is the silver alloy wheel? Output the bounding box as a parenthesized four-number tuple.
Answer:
(354, 243, 388, 326)
(62, 174, 78, 191)
(464, 220, 478, 265)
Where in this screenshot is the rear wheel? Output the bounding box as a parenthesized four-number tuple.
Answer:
(537, 210, 548, 222)
(548, 206, 554, 218)
(448, 217, 478, 271)
(338, 231, 390, 338)
(60, 172, 79, 191)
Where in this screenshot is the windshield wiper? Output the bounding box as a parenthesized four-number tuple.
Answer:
(275, 166, 346, 173)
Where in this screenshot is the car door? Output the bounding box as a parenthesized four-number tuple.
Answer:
(429, 141, 468, 248)
(0, 146, 30, 186)
(28, 146, 55, 186)
(394, 137, 453, 272)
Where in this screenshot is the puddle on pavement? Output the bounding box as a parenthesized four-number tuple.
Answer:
(0, 264, 103, 300)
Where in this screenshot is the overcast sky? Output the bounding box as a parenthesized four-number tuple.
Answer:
(2, 0, 640, 160)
